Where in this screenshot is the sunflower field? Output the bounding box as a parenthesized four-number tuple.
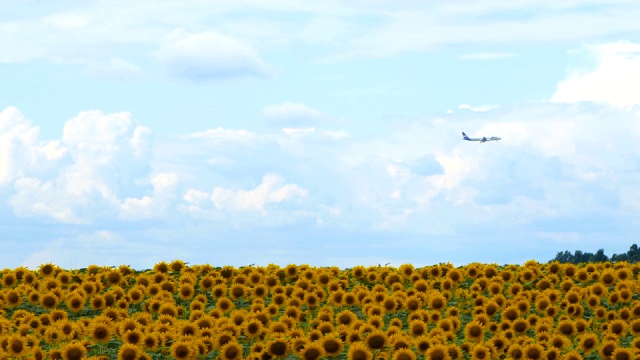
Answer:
(1, 260, 640, 360)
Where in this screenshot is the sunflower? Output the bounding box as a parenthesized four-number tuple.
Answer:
(348, 341, 373, 360)
(421, 343, 449, 360)
(365, 330, 388, 350)
(267, 337, 290, 358)
(241, 318, 263, 339)
(523, 343, 544, 360)
(598, 340, 617, 359)
(502, 305, 519, 322)
(228, 283, 247, 300)
(607, 319, 627, 337)
(117, 343, 142, 360)
(555, 319, 575, 337)
(412, 335, 431, 354)
(336, 309, 357, 327)
(628, 319, 640, 336)
(2, 271, 17, 288)
(211, 284, 227, 299)
(429, 293, 448, 312)
(44, 326, 64, 343)
(5, 335, 28, 357)
(66, 293, 86, 312)
(488, 333, 508, 355)
(321, 335, 344, 357)
(305, 293, 320, 308)
(298, 341, 325, 360)
(122, 329, 143, 346)
(171, 340, 197, 360)
(392, 348, 417, 360)
(447, 344, 463, 360)
(464, 320, 485, 342)
(57, 319, 78, 339)
(471, 343, 492, 360)
(38, 262, 57, 277)
(512, 319, 529, 335)
(89, 294, 106, 311)
(409, 319, 428, 337)
(577, 333, 598, 354)
(158, 302, 179, 318)
(219, 341, 243, 360)
(507, 343, 524, 360)
(141, 332, 160, 351)
(40, 291, 59, 310)
(90, 321, 113, 343)
(177, 283, 195, 301)
(216, 297, 235, 313)
(382, 295, 399, 312)
(600, 269, 616, 286)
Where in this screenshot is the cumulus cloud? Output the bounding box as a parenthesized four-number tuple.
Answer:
(7, 109, 153, 223)
(120, 173, 179, 220)
(183, 174, 308, 216)
(4, 97, 640, 267)
(0, 107, 68, 186)
(0, 107, 39, 185)
(155, 29, 272, 80)
(552, 42, 640, 108)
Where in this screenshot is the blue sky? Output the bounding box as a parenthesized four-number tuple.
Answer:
(2, 1, 640, 269)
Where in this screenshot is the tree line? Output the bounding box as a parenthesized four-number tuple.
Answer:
(551, 244, 640, 264)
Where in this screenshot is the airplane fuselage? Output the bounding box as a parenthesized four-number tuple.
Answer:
(461, 132, 501, 143)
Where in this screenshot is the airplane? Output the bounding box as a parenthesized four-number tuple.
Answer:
(462, 132, 501, 143)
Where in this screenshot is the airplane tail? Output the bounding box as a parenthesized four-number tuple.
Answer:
(462, 132, 470, 140)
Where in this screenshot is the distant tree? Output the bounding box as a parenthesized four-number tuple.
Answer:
(551, 244, 639, 264)
(593, 249, 608, 262)
(553, 251, 573, 263)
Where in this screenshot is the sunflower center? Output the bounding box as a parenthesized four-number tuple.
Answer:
(270, 341, 287, 356)
(367, 335, 385, 349)
(10, 340, 23, 354)
(431, 349, 446, 360)
(324, 340, 339, 353)
(527, 348, 541, 359)
(225, 346, 239, 359)
(352, 349, 369, 360)
(469, 326, 482, 337)
(120, 348, 137, 360)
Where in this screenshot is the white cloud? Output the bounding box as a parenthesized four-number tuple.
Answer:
(458, 104, 499, 112)
(7, 109, 154, 223)
(263, 102, 326, 127)
(0, 107, 40, 185)
(552, 41, 640, 108)
(4, 99, 640, 267)
(10, 177, 84, 223)
(155, 29, 271, 80)
(210, 174, 308, 213)
(120, 173, 179, 220)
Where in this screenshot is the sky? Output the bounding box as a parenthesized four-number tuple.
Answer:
(2, 0, 640, 269)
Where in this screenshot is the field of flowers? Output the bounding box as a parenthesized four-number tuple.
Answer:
(1, 260, 639, 360)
